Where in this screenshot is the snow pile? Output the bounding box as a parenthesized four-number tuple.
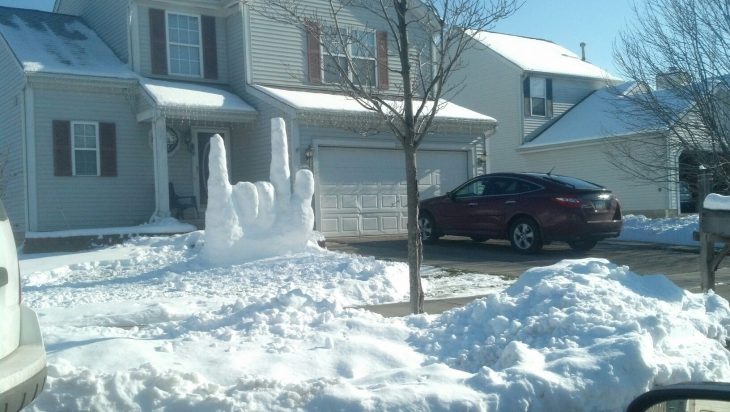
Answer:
(24, 217, 195, 239)
(705, 193, 730, 211)
(21, 234, 730, 411)
(413, 259, 730, 411)
(204, 118, 316, 264)
(617, 214, 698, 246)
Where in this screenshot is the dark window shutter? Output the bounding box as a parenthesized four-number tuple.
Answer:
(99, 122, 117, 177)
(149, 8, 167, 75)
(305, 21, 321, 85)
(376, 31, 389, 90)
(202, 15, 218, 80)
(523, 77, 530, 116)
(546, 78, 553, 118)
(53, 120, 72, 177)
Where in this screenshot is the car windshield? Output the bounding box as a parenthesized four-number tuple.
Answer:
(527, 173, 605, 190)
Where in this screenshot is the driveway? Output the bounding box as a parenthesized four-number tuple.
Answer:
(327, 236, 730, 315)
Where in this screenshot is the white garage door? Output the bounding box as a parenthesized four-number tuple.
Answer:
(317, 147, 469, 236)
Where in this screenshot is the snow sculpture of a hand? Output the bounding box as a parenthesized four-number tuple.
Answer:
(203, 118, 316, 263)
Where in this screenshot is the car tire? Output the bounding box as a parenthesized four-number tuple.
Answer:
(470, 236, 489, 243)
(509, 218, 543, 253)
(419, 213, 440, 243)
(568, 239, 598, 252)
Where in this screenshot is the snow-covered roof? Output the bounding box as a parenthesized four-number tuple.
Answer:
(521, 82, 693, 149)
(0, 6, 135, 79)
(141, 77, 257, 114)
(255, 85, 495, 123)
(470, 31, 619, 80)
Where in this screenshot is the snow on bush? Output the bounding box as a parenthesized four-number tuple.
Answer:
(204, 118, 316, 263)
(617, 214, 698, 246)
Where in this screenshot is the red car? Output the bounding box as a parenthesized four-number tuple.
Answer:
(418, 172, 623, 253)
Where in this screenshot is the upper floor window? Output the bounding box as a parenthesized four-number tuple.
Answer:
(322, 28, 377, 87)
(71, 121, 99, 176)
(167, 12, 202, 77)
(523, 76, 553, 118)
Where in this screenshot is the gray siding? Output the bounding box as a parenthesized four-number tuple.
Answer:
(56, 0, 129, 63)
(226, 11, 246, 90)
(247, 0, 421, 93)
(137, 4, 229, 83)
(0, 41, 26, 234)
(33, 85, 155, 231)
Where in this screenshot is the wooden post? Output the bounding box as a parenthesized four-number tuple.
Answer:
(698, 171, 714, 292)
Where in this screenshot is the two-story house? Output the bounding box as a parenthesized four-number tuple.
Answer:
(450, 31, 684, 217)
(0, 0, 494, 240)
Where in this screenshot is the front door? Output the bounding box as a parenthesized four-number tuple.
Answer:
(194, 130, 227, 206)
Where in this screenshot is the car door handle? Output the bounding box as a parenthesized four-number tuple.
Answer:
(0, 267, 7, 287)
(467, 203, 478, 206)
(505, 200, 516, 204)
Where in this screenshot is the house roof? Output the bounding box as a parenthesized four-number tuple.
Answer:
(255, 85, 496, 123)
(520, 82, 693, 149)
(0, 6, 134, 79)
(141, 78, 257, 115)
(470, 31, 619, 80)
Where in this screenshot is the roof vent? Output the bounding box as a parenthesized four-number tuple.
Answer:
(580, 42, 586, 61)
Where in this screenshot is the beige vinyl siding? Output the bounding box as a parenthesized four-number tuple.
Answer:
(519, 138, 672, 214)
(247, 0, 418, 93)
(446, 42, 523, 175)
(0, 41, 26, 234)
(137, 4, 229, 83)
(33, 85, 154, 231)
(56, 0, 129, 63)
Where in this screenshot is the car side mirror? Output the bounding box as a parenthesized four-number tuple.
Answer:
(446, 191, 454, 199)
(626, 382, 730, 412)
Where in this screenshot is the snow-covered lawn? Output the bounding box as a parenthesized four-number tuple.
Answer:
(19, 231, 730, 411)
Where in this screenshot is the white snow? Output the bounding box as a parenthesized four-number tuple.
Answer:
(705, 193, 730, 211)
(0, 8, 135, 79)
(140, 78, 257, 113)
(24, 218, 196, 239)
(255, 85, 495, 122)
(19, 236, 730, 411)
(203, 119, 316, 264)
(617, 214, 699, 246)
(469, 31, 619, 81)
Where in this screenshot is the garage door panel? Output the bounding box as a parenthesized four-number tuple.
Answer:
(318, 147, 468, 237)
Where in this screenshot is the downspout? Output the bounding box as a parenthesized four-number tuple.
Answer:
(21, 80, 37, 232)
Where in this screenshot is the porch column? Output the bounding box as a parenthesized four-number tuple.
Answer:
(151, 115, 171, 220)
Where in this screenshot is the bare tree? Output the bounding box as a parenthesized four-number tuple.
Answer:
(256, 0, 518, 313)
(611, 0, 730, 197)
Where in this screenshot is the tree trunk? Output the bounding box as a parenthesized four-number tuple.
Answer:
(404, 144, 424, 314)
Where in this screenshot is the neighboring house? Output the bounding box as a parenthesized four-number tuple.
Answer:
(450, 31, 686, 216)
(0, 1, 493, 240)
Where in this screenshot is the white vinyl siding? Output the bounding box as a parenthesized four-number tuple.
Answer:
(71, 121, 100, 176)
(166, 12, 203, 77)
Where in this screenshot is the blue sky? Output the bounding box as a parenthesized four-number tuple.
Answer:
(0, 0, 635, 76)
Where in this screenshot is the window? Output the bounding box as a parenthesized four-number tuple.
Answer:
(453, 179, 487, 197)
(530, 77, 547, 116)
(167, 12, 202, 77)
(322, 28, 377, 87)
(72, 122, 99, 176)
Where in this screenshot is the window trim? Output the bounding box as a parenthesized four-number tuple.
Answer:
(529, 76, 547, 117)
(165, 10, 204, 78)
(71, 121, 100, 177)
(320, 27, 378, 86)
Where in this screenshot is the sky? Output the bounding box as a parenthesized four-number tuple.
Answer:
(0, 0, 636, 77)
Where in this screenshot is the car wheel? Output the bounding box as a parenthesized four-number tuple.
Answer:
(568, 239, 598, 252)
(419, 213, 439, 243)
(470, 236, 489, 243)
(509, 218, 543, 253)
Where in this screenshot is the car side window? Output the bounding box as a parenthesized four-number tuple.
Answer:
(453, 179, 487, 198)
